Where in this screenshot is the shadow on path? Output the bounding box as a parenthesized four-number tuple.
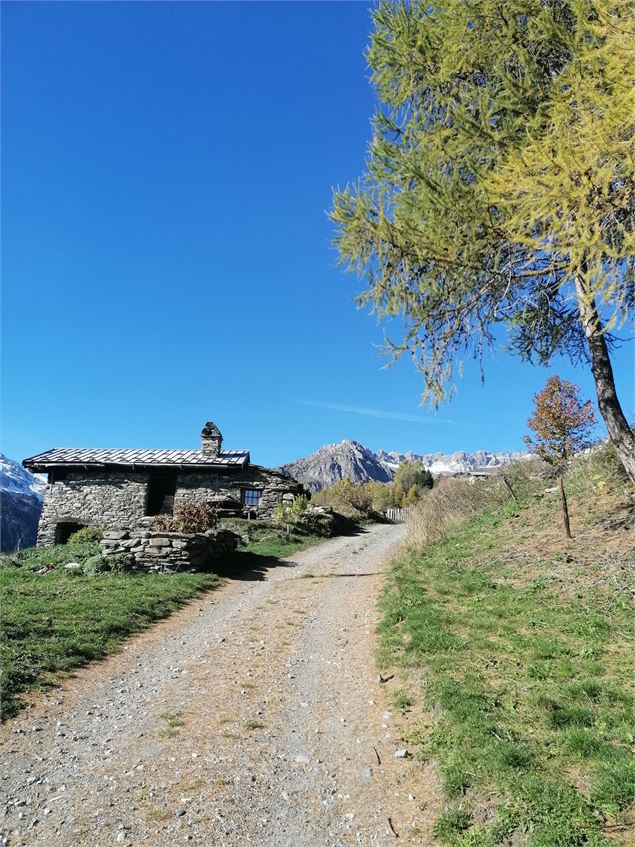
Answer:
(211, 550, 297, 582)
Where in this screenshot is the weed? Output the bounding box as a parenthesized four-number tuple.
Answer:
(158, 710, 183, 738)
(392, 689, 414, 715)
(432, 807, 472, 843)
(244, 719, 264, 731)
(147, 809, 172, 822)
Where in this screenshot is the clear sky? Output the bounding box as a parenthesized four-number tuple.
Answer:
(2, 1, 633, 468)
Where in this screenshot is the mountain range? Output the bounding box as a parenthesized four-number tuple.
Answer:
(0, 454, 46, 552)
(280, 440, 527, 491)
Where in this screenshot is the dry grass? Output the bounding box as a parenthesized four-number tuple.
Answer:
(406, 472, 510, 547)
(407, 446, 632, 551)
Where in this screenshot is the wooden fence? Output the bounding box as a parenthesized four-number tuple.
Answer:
(385, 507, 411, 523)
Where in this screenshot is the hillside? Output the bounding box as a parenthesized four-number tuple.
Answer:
(0, 455, 45, 552)
(378, 449, 635, 846)
(280, 439, 526, 491)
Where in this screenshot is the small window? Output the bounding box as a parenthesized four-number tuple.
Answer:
(241, 488, 262, 508)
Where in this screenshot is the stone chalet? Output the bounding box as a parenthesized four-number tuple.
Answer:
(23, 421, 303, 546)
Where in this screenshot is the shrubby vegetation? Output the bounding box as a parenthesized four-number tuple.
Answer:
(314, 460, 434, 518)
(67, 525, 104, 545)
(153, 502, 218, 534)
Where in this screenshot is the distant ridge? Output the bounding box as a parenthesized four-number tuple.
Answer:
(280, 440, 527, 492)
(0, 454, 46, 552)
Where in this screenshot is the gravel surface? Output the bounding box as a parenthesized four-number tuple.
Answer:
(1, 524, 440, 846)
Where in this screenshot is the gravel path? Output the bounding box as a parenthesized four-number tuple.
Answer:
(1, 524, 439, 846)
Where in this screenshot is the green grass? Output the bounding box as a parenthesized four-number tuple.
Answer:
(1, 520, 329, 720)
(378, 500, 634, 846)
(0, 550, 221, 719)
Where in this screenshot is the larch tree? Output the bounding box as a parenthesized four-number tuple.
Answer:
(524, 375, 596, 537)
(331, 0, 635, 482)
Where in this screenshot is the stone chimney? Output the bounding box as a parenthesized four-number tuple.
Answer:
(201, 421, 223, 457)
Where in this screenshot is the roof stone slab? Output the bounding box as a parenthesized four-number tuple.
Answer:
(23, 447, 250, 471)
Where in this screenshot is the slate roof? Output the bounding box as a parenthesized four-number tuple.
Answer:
(23, 447, 250, 471)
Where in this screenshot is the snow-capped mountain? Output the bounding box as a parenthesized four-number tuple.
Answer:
(1, 454, 47, 498)
(280, 440, 527, 491)
(376, 449, 527, 476)
(0, 454, 46, 552)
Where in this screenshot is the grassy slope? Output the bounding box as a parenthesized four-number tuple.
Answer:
(1, 524, 326, 719)
(379, 478, 634, 846)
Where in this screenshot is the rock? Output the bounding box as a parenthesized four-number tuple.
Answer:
(294, 754, 309, 764)
(394, 749, 410, 758)
(105, 531, 128, 540)
(63, 563, 81, 572)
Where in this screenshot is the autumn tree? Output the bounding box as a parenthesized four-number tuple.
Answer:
(331, 0, 635, 482)
(393, 460, 433, 505)
(524, 376, 596, 537)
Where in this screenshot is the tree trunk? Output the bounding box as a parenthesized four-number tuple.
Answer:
(558, 475, 572, 539)
(575, 279, 635, 484)
(502, 476, 518, 502)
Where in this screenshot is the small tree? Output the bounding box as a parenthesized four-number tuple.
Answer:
(328, 479, 374, 517)
(393, 461, 433, 506)
(524, 376, 596, 538)
(272, 495, 309, 536)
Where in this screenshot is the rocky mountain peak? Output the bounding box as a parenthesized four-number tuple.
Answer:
(280, 442, 527, 491)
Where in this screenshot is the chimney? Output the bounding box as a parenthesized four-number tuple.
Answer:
(201, 421, 223, 457)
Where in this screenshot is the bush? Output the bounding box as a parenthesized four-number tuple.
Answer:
(154, 502, 218, 534)
(272, 495, 310, 534)
(82, 552, 133, 575)
(67, 525, 104, 544)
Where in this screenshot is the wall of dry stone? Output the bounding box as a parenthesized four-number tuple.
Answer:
(175, 466, 303, 517)
(37, 471, 149, 546)
(100, 525, 239, 572)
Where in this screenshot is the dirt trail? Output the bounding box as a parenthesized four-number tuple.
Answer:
(1, 524, 439, 847)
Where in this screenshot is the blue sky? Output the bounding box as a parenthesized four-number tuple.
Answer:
(2, 1, 633, 468)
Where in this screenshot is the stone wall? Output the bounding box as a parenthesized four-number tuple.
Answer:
(174, 466, 303, 517)
(100, 526, 239, 572)
(36, 465, 304, 546)
(37, 471, 149, 546)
